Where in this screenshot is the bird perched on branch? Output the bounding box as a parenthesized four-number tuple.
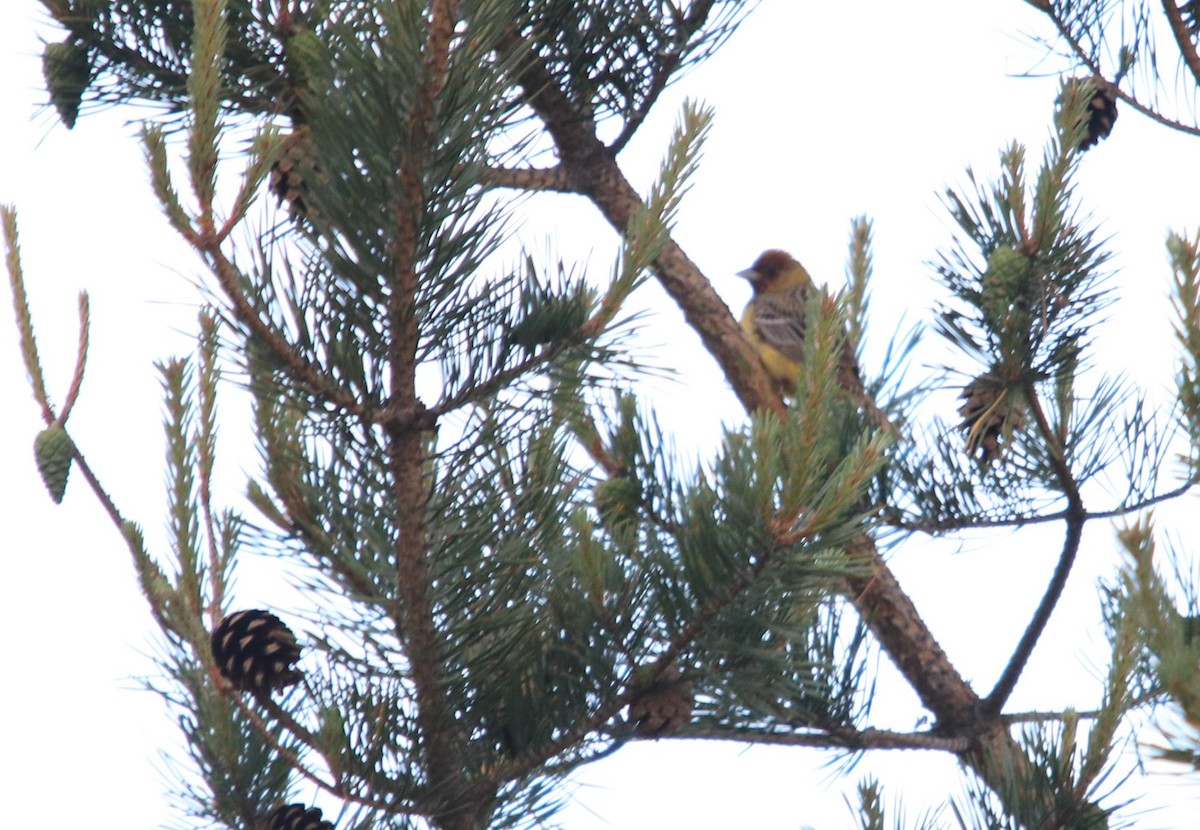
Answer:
(737, 249, 816, 396)
(738, 249, 893, 430)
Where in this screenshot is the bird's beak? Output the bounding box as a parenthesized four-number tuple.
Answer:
(736, 267, 759, 282)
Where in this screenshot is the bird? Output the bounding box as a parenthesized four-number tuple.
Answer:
(737, 249, 894, 432)
(737, 249, 818, 396)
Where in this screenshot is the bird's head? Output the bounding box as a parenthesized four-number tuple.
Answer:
(737, 249, 809, 293)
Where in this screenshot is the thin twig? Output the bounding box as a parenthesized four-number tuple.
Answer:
(59, 293, 90, 424)
(1000, 690, 1163, 724)
(884, 476, 1198, 533)
(70, 443, 126, 529)
(676, 724, 971, 752)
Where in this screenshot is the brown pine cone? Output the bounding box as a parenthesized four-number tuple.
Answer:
(958, 375, 1026, 465)
(210, 609, 302, 694)
(626, 663, 694, 738)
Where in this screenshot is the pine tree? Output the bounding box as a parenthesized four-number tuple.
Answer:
(8, 2, 1200, 828)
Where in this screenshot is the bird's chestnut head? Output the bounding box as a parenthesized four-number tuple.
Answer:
(737, 249, 802, 292)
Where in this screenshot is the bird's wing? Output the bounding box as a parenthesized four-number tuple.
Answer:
(752, 286, 808, 362)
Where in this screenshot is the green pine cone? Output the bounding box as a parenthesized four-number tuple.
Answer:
(980, 246, 1033, 329)
(34, 425, 74, 504)
(593, 475, 641, 532)
(42, 40, 90, 129)
(509, 286, 592, 352)
(285, 29, 327, 99)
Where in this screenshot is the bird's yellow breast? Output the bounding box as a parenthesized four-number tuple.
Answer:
(740, 305, 799, 393)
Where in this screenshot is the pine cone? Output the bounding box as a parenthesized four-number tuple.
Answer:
(980, 246, 1034, 332)
(1059, 76, 1118, 152)
(211, 609, 302, 694)
(263, 803, 334, 830)
(508, 280, 593, 353)
(958, 375, 1026, 465)
(283, 28, 326, 101)
(593, 474, 641, 533)
(42, 40, 90, 129)
(626, 663, 694, 738)
(34, 424, 74, 504)
(269, 127, 321, 220)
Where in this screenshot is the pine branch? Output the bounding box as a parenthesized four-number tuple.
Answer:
(1163, 0, 1200, 91)
(885, 475, 1197, 532)
(840, 537, 979, 727)
(383, 2, 474, 822)
(1000, 698, 1164, 724)
(484, 164, 574, 192)
(678, 724, 972, 753)
(253, 476, 389, 604)
(983, 389, 1086, 716)
(146, 118, 374, 424)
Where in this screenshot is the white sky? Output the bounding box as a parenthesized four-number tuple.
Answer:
(2, 1, 1200, 827)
